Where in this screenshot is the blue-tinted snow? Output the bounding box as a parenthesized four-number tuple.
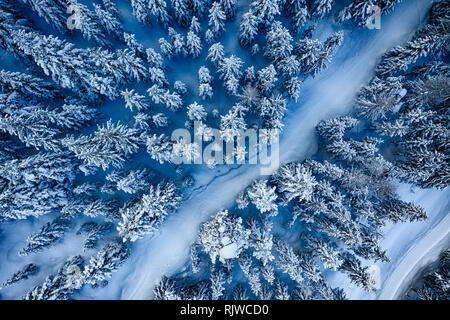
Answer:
(0, 0, 447, 300)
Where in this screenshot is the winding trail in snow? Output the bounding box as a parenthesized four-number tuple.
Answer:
(118, 0, 434, 299)
(380, 213, 450, 299)
(326, 185, 449, 300)
(377, 188, 450, 300)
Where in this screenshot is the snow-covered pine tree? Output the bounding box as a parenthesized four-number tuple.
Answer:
(220, 0, 237, 19)
(356, 76, 405, 121)
(0, 263, 39, 290)
(63, 120, 141, 170)
(205, 29, 215, 44)
(378, 198, 427, 223)
(159, 37, 174, 58)
(186, 31, 202, 58)
(264, 21, 293, 62)
(337, 0, 401, 27)
(24, 255, 84, 300)
(151, 113, 169, 128)
(20, 0, 68, 32)
(375, 1, 449, 77)
(247, 179, 278, 216)
(76, 222, 114, 251)
(231, 284, 249, 299)
(258, 94, 287, 131)
(0, 1, 36, 59)
(182, 280, 212, 300)
(187, 102, 207, 122)
(271, 162, 317, 205)
(238, 252, 263, 297)
(339, 252, 374, 291)
(375, 77, 449, 189)
(248, 219, 275, 268)
(196, 209, 250, 264)
(124, 32, 146, 58)
(210, 267, 226, 299)
(310, 0, 334, 19)
(121, 89, 151, 112)
(114, 48, 148, 82)
(311, 31, 344, 76)
(148, 67, 169, 87)
(290, 7, 308, 35)
(0, 152, 77, 220)
(12, 30, 103, 98)
(294, 37, 322, 72)
(117, 182, 181, 242)
(198, 77, 213, 100)
(277, 55, 301, 78)
(250, 0, 281, 29)
(298, 251, 322, 283)
(153, 276, 180, 300)
(148, 0, 171, 26)
(130, 0, 151, 23)
(146, 48, 164, 68)
(102, 0, 120, 16)
(208, 2, 226, 38)
(220, 104, 248, 142)
(20, 216, 72, 256)
(283, 77, 301, 101)
(239, 11, 259, 47)
(12, 30, 147, 99)
(0, 70, 57, 104)
(198, 66, 213, 84)
(94, 3, 123, 40)
(67, 0, 109, 46)
(217, 54, 243, 95)
(171, 0, 191, 26)
(207, 42, 225, 65)
(0, 110, 57, 151)
(83, 240, 130, 287)
(107, 169, 151, 194)
(284, 0, 306, 17)
(174, 80, 188, 95)
(236, 190, 250, 209)
(256, 64, 278, 95)
(238, 84, 260, 109)
(274, 280, 290, 300)
(303, 234, 342, 271)
(62, 197, 120, 220)
(146, 133, 174, 164)
(316, 115, 357, 141)
(274, 239, 304, 284)
(147, 84, 183, 111)
(409, 61, 450, 79)
(168, 27, 188, 57)
(189, 16, 201, 34)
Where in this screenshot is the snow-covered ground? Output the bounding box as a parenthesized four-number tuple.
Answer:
(328, 185, 450, 299)
(1, 0, 443, 301)
(82, 0, 437, 300)
(378, 186, 450, 299)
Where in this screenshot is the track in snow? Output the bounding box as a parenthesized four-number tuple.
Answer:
(90, 0, 434, 300)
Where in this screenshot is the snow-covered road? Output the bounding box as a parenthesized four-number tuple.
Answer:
(91, 0, 436, 300)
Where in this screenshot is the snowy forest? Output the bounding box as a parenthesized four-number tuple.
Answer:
(0, 0, 448, 300)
